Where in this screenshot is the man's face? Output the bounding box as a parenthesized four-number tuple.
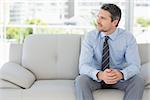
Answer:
(97, 9, 115, 32)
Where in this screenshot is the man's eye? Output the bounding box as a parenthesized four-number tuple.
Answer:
(101, 17, 105, 19)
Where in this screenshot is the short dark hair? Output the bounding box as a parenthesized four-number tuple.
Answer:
(101, 3, 121, 26)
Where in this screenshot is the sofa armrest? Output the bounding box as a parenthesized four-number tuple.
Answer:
(141, 62, 150, 85)
(0, 62, 36, 89)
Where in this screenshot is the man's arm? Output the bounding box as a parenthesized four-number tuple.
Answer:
(120, 34, 141, 80)
(79, 32, 100, 81)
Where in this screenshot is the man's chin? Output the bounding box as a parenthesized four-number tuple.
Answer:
(97, 27, 102, 31)
(98, 28, 105, 32)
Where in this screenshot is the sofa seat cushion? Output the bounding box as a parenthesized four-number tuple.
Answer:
(0, 80, 149, 100)
(0, 89, 22, 100)
(22, 80, 76, 100)
(21, 80, 149, 100)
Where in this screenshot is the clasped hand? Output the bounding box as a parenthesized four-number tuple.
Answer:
(97, 68, 123, 84)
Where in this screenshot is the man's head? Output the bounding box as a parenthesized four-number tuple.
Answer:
(97, 3, 121, 34)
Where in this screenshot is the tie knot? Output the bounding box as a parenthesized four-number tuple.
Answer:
(105, 36, 109, 41)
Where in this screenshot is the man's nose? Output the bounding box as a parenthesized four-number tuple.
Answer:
(97, 17, 101, 23)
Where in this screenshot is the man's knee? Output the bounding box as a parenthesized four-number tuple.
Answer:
(130, 74, 144, 87)
(75, 75, 91, 88)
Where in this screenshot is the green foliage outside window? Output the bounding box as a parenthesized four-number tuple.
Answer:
(6, 27, 32, 42)
(136, 17, 150, 33)
(6, 19, 45, 42)
(24, 19, 46, 25)
(136, 17, 150, 27)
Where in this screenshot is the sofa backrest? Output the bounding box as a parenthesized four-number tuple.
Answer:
(21, 34, 81, 80)
(9, 34, 150, 80)
(138, 43, 150, 64)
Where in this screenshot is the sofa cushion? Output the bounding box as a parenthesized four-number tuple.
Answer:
(24, 80, 125, 100)
(0, 79, 21, 89)
(22, 80, 76, 100)
(138, 44, 150, 64)
(22, 80, 149, 100)
(0, 62, 36, 89)
(22, 34, 81, 80)
(141, 62, 150, 85)
(9, 43, 22, 64)
(0, 89, 22, 100)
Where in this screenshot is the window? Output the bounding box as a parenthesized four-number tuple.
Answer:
(0, 0, 149, 43)
(0, 0, 127, 42)
(133, 0, 150, 43)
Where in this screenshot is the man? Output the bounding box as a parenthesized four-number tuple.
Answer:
(75, 3, 144, 100)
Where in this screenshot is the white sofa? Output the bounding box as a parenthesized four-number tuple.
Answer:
(0, 34, 150, 100)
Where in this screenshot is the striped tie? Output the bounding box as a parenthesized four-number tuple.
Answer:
(101, 36, 110, 88)
(101, 36, 110, 71)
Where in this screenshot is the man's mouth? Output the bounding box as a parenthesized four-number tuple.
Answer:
(98, 23, 102, 27)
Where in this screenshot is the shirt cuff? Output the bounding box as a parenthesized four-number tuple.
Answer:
(91, 69, 101, 82)
(120, 70, 128, 80)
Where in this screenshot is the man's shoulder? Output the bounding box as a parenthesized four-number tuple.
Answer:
(84, 29, 99, 39)
(118, 28, 134, 37)
(117, 28, 136, 44)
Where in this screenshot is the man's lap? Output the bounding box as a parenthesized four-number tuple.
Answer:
(75, 74, 144, 91)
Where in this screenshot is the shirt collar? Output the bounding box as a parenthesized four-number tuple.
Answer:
(100, 28, 119, 40)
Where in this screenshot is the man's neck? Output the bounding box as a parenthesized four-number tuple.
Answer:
(104, 27, 117, 35)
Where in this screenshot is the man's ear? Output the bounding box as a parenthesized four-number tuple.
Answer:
(112, 19, 119, 27)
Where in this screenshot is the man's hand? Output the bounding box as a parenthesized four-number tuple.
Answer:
(97, 68, 124, 84)
(110, 69, 124, 81)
